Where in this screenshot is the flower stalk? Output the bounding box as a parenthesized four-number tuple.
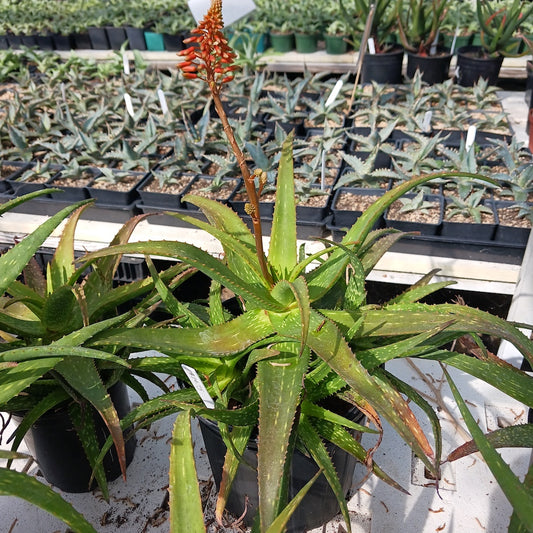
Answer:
(177, 0, 272, 285)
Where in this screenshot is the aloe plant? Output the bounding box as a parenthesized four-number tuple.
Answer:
(79, 4, 533, 532)
(0, 193, 199, 500)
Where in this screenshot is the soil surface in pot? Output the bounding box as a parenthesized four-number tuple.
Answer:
(91, 174, 139, 191)
(143, 174, 192, 194)
(335, 192, 381, 211)
(1, 163, 23, 178)
(187, 177, 239, 201)
(387, 200, 441, 224)
(444, 211, 495, 224)
(496, 206, 532, 228)
(52, 174, 94, 188)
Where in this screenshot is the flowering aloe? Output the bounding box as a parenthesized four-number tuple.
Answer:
(81, 2, 533, 532)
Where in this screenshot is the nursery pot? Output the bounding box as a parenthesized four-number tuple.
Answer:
(456, 46, 504, 87)
(406, 49, 452, 84)
(325, 34, 348, 55)
(362, 46, 404, 84)
(18, 381, 136, 493)
(199, 406, 365, 531)
(125, 27, 147, 50)
(269, 31, 295, 53)
(295, 32, 319, 54)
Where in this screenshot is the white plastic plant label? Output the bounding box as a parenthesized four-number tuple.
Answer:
(465, 125, 477, 151)
(422, 110, 432, 133)
(325, 79, 343, 108)
(157, 89, 169, 115)
(367, 37, 376, 54)
(181, 364, 215, 409)
(188, 0, 256, 27)
(122, 53, 130, 75)
(123, 93, 135, 118)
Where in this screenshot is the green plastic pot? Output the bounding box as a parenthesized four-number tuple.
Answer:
(144, 31, 165, 51)
(325, 34, 348, 55)
(295, 32, 319, 53)
(269, 31, 294, 52)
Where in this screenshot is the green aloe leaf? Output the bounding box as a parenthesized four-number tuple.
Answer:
(0, 189, 62, 216)
(0, 311, 45, 338)
(443, 366, 533, 532)
(264, 469, 322, 533)
(69, 400, 108, 496)
(169, 410, 206, 533)
(0, 358, 63, 406)
(7, 389, 69, 463)
(0, 200, 89, 296)
(358, 303, 533, 367)
(447, 424, 533, 462)
(175, 196, 264, 286)
(0, 468, 97, 533)
(256, 342, 309, 531)
(215, 423, 254, 524)
(48, 203, 92, 292)
(298, 415, 352, 533)
(276, 309, 438, 474)
(91, 308, 275, 358)
(311, 417, 408, 493)
(269, 131, 297, 279)
(81, 241, 282, 311)
(55, 357, 127, 482)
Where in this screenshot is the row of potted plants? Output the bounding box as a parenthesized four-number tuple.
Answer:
(2, 6, 533, 531)
(254, 0, 533, 82)
(0, 0, 195, 51)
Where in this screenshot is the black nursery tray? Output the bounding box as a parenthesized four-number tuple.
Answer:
(8, 196, 139, 223)
(326, 220, 528, 265)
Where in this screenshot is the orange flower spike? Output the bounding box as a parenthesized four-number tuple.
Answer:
(176, 0, 239, 92)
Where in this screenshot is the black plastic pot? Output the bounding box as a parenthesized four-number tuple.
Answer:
(181, 176, 241, 210)
(71, 32, 92, 50)
(125, 27, 147, 50)
(384, 193, 444, 236)
(162, 33, 184, 51)
(406, 49, 452, 84)
(87, 170, 147, 206)
(362, 46, 404, 84)
(20, 35, 37, 47)
(105, 27, 128, 50)
(88, 27, 110, 50)
(137, 172, 194, 209)
(493, 201, 532, 246)
(0, 35, 8, 49)
(456, 46, 504, 87)
(51, 33, 72, 51)
(295, 187, 332, 223)
(35, 34, 54, 50)
(7, 34, 22, 49)
(18, 381, 136, 493)
(47, 167, 99, 201)
(441, 199, 498, 241)
(199, 407, 364, 532)
(0, 161, 31, 189)
(332, 187, 385, 228)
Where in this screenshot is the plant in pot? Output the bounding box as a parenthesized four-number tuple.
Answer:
(396, 0, 451, 84)
(289, 0, 325, 54)
(324, 19, 350, 55)
(456, 0, 533, 87)
(256, 0, 297, 52)
(81, 4, 533, 532)
(438, 0, 476, 54)
(351, 0, 404, 84)
(0, 195, 195, 497)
